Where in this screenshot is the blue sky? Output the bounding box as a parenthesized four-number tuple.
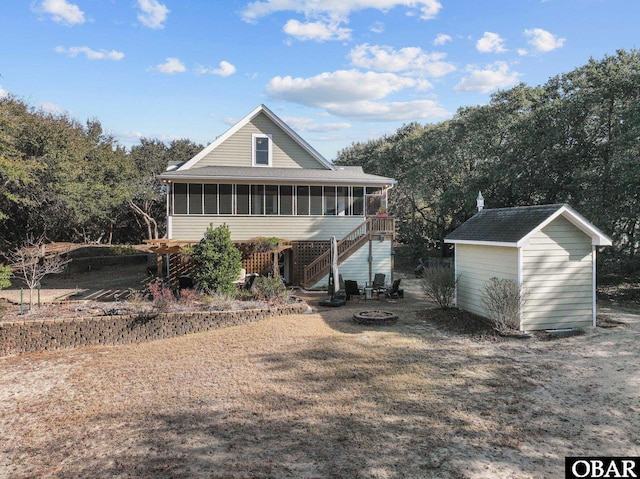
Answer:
(1, 0, 639, 160)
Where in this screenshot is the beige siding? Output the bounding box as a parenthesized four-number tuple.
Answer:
(313, 240, 392, 289)
(522, 216, 593, 330)
(170, 215, 364, 242)
(197, 112, 325, 169)
(455, 244, 518, 318)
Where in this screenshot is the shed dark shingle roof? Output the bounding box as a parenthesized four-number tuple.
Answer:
(445, 204, 566, 243)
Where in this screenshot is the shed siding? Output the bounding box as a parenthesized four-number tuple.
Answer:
(455, 244, 518, 318)
(313, 240, 391, 289)
(170, 215, 364, 242)
(521, 215, 593, 330)
(196, 112, 325, 169)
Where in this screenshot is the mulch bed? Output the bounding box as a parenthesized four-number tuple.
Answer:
(418, 308, 504, 341)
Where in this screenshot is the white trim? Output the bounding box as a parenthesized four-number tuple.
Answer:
(517, 205, 612, 247)
(592, 245, 597, 327)
(518, 247, 524, 331)
(453, 247, 458, 307)
(252, 133, 272, 167)
(167, 215, 172, 239)
(444, 239, 517, 248)
(177, 104, 335, 171)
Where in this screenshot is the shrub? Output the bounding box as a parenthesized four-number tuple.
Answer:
(481, 277, 526, 332)
(420, 265, 458, 309)
(0, 264, 11, 290)
(147, 280, 175, 312)
(191, 224, 243, 295)
(253, 275, 289, 303)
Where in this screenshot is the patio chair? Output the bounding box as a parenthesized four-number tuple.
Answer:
(384, 278, 402, 299)
(372, 273, 386, 296)
(344, 280, 362, 301)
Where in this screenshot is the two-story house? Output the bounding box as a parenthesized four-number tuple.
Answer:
(157, 104, 396, 289)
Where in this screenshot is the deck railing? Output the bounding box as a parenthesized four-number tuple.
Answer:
(303, 216, 395, 288)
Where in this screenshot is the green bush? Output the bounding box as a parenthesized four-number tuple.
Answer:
(420, 266, 458, 309)
(0, 264, 11, 290)
(253, 275, 288, 303)
(191, 224, 242, 295)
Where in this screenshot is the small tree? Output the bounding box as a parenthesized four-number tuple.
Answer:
(421, 265, 458, 309)
(191, 224, 242, 295)
(8, 236, 72, 307)
(481, 277, 527, 332)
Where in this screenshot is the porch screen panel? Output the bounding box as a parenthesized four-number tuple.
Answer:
(252, 185, 265, 215)
(189, 184, 203, 214)
(323, 186, 336, 215)
(219, 184, 233, 214)
(352, 187, 364, 216)
(310, 186, 322, 215)
(297, 186, 309, 215)
(237, 185, 249, 215)
(265, 185, 278, 215)
(204, 184, 218, 214)
(173, 183, 187, 214)
(337, 187, 348, 215)
(280, 185, 293, 215)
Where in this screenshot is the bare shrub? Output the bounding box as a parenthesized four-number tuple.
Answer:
(420, 265, 458, 309)
(481, 277, 527, 332)
(147, 280, 175, 312)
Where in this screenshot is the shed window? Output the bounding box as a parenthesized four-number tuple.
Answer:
(204, 184, 218, 214)
(310, 186, 323, 215)
(297, 186, 309, 215)
(236, 185, 249, 215)
(253, 134, 272, 166)
(189, 184, 203, 215)
(280, 186, 293, 215)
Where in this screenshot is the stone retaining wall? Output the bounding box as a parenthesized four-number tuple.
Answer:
(0, 302, 308, 357)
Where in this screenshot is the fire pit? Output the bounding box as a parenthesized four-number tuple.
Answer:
(352, 310, 398, 325)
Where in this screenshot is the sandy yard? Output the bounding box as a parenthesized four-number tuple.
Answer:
(0, 278, 639, 478)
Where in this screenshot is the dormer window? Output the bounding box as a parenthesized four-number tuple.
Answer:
(252, 133, 272, 167)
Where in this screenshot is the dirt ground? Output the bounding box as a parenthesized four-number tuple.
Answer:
(1, 276, 639, 478)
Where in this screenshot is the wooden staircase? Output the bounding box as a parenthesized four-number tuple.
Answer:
(303, 217, 395, 288)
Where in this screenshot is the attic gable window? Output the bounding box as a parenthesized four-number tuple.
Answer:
(252, 134, 272, 167)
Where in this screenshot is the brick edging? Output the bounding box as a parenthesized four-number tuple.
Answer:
(0, 302, 309, 357)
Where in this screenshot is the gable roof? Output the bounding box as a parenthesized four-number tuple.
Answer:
(444, 204, 612, 247)
(176, 104, 335, 171)
(161, 165, 396, 185)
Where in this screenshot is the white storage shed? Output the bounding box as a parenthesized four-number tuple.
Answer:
(444, 204, 612, 331)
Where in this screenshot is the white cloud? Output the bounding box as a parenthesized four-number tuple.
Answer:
(433, 33, 452, 46)
(55, 46, 125, 60)
(154, 57, 186, 74)
(137, 0, 169, 29)
(283, 19, 351, 42)
(283, 116, 351, 133)
(241, 0, 442, 23)
(0, 86, 8, 98)
(40, 101, 66, 114)
(348, 44, 455, 77)
(34, 0, 85, 25)
(524, 28, 565, 52)
(266, 69, 418, 106)
(454, 62, 521, 93)
(517, 48, 529, 56)
(370, 21, 384, 34)
(476, 32, 507, 53)
(323, 100, 449, 121)
(196, 61, 237, 77)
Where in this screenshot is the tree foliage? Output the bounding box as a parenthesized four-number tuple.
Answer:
(0, 95, 202, 249)
(336, 49, 640, 258)
(190, 224, 242, 295)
